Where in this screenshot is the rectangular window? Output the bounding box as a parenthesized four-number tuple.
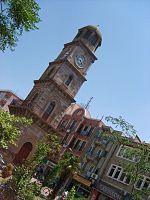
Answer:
(88, 146, 94, 155)
(87, 127, 94, 137)
(88, 165, 95, 173)
(108, 165, 116, 177)
(107, 164, 131, 185)
(135, 176, 150, 190)
(114, 167, 122, 179)
(73, 139, 81, 150)
(69, 137, 76, 148)
(59, 120, 67, 128)
(68, 120, 77, 131)
(79, 141, 86, 151)
(81, 126, 89, 135)
(117, 145, 140, 162)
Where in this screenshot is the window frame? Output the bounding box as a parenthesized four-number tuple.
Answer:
(135, 175, 150, 190)
(42, 101, 56, 120)
(65, 75, 73, 86)
(107, 164, 131, 185)
(116, 145, 140, 163)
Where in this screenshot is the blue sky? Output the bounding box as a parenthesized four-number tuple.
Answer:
(0, 0, 150, 142)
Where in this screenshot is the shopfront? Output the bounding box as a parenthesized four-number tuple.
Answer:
(67, 174, 92, 198)
(91, 180, 124, 200)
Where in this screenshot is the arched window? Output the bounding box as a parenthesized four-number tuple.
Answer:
(13, 142, 32, 165)
(77, 123, 84, 134)
(65, 75, 73, 86)
(90, 34, 98, 46)
(47, 67, 54, 77)
(31, 93, 38, 102)
(42, 101, 55, 120)
(83, 30, 92, 39)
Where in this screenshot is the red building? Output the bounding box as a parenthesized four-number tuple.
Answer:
(57, 103, 104, 159)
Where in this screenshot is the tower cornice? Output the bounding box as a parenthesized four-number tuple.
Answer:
(47, 60, 87, 81)
(64, 40, 97, 61)
(34, 79, 76, 102)
(9, 104, 64, 138)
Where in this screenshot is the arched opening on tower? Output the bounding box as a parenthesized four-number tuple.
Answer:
(65, 75, 73, 86)
(42, 101, 56, 120)
(13, 142, 33, 165)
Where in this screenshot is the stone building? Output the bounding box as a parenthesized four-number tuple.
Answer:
(0, 90, 22, 112)
(6, 25, 102, 165)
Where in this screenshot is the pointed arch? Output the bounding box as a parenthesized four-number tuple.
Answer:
(42, 101, 56, 120)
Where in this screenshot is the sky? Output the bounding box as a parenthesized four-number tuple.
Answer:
(0, 0, 150, 142)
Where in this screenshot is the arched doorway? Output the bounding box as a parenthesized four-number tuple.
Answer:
(13, 142, 33, 165)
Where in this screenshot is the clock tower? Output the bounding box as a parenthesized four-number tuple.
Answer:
(23, 25, 102, 127)
(8, 26, 102, 164)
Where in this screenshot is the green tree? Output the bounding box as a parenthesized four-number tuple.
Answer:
(66, 186, 76, 200)
(0, 0, 40, 51)
(105, 116, 150, 200)
(66, 186, 87, 200)
(5, 164, 40, 200)
(0, 109, 32, 148)
(51, 152, 81, 197)
(31, 134, 61, 169)
(4, 133, 61, 200)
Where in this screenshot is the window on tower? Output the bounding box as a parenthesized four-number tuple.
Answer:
(31, 93, 38, 102)
(89, 34, 98, 46)
(83, 30, 92, 39)
(42, 101, 55, 120)
(65, 75, 73, 86)
(47, 67, 54, 78)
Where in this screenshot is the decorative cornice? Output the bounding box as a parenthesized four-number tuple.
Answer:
(34, 79, 76, 103)
(64, 40, 97, 60)
(9, 105, 64, 138)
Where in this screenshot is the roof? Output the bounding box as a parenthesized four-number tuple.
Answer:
(79, 25, 102, 41)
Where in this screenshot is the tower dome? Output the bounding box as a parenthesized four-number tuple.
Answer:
(73, 25, 102, 52)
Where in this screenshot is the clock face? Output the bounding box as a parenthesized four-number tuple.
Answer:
(75, 55, 86, 68)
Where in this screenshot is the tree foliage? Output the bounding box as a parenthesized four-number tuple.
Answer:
(4, 133, 61, 200)
(105, 116, 150, 200)
(7, 165, 40, 200)
(0, 109, 32, 148)
(31, 134, 61, 169)
(50, 152, 81, 197)
(0, 0, 40, 51)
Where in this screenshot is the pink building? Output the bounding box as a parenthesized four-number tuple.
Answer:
(57, 103, 104, 159)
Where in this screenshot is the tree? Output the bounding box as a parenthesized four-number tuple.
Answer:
(51, 152, 81, 198)
(0, 109, 32, 148)
(0, 0, 40, 51)
(3, 133, 61, 200)
(5, 164, 40, 200)
(105, 116, 150, 200)
(31, 134, 61, 170)
(66, 186, 76, 200)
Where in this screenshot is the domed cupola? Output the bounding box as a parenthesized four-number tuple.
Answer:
(73, 25, 102, 52)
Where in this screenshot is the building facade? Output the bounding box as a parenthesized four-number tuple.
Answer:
(6, 25, 102, 165)
(57, 103, 104, 158)
(0, 90, 22, 112)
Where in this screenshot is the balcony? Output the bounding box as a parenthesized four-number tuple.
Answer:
(86, 152, 95, 162)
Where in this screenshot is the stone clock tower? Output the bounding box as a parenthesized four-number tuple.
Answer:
(8, 25, 102, 164)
